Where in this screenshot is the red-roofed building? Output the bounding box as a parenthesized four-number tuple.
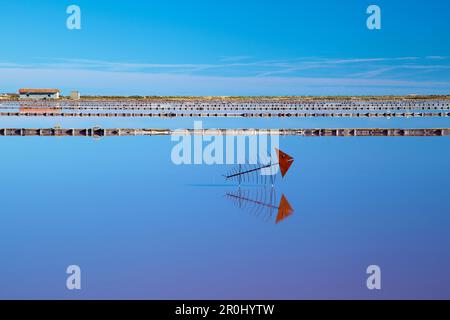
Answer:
(19, 89, 60, 100)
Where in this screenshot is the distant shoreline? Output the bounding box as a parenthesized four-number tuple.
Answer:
(2, 95, 450, 102)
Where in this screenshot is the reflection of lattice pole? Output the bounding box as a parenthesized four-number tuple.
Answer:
(225, 189, 294, 224)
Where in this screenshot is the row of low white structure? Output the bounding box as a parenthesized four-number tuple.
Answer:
(18, 89, 80, 100)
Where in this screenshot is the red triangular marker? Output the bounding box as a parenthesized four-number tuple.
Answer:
(276, 194, 294, 224)
(276, 148, 294, 178)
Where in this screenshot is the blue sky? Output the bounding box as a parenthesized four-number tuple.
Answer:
(1, 0, 450, 95)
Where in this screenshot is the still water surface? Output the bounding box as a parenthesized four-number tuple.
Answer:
(0, 116, 449, 299)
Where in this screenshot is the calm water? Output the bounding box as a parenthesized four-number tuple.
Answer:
(1, 115, 450, 299)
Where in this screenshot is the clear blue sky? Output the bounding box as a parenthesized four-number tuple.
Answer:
(1, 0, 450, 95)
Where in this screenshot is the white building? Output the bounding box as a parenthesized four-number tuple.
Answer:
(19, 89, 60, 100)
(70, 91, 81, 100)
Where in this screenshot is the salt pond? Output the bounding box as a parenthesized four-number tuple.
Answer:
(0, 115, 450, 299)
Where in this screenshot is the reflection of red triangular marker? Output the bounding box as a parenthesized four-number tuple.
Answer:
(276, 194, 294, 224)
(275, 148, 294, 178)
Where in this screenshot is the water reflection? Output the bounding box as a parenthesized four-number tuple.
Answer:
(19, 106, 62, 114)
(225, 187, 294, 224)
